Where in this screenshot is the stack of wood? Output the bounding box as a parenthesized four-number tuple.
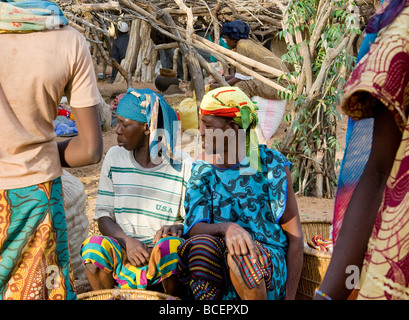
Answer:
(56, 0, 377, 126)
(56, 1, 293, 102)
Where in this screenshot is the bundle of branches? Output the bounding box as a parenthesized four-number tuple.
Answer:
(56, 0, 299, 103)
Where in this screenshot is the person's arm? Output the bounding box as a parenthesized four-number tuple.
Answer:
(57, 104, 103, 167)
(315, 100, 402, 300)
(279, 166, 303, 300)
(98, 216, 152, 267)
(209, 74, 240, 89)
(226, 75, 241, 86)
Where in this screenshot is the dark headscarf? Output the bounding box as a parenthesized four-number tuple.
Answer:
(221, 20, 250, 40)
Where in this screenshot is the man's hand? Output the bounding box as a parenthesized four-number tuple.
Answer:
(124, 236, 152, 267)
(153, 224, 183, 244)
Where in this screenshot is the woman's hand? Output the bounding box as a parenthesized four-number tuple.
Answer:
(188, 221, 258, 261)
(224, 223, 258, 263)
(124, 236, 152, 267)
(153, 224, 183, 244)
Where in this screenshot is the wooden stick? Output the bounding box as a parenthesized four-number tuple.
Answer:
(114, 19, 140, 84)
(91, 30, 132, 87)
(153, 43, 179, 51)
(197, 55, 229, 87)
(68, 20, 85, 33)
(69, 1, 122, 12)
(140, 19, 291, 93)
(222, 53, 290, 94)
(65, 12, 110, 37)
(300, 41, 313, 92)
(190, 32, 296, 83)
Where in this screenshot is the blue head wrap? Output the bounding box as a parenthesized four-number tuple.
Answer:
(117, 88, 182, 171)
(116, 88, 152, 123)
(221, 20, 250, 40)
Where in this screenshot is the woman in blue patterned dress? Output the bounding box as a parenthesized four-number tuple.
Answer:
(177, 87, 303, 300)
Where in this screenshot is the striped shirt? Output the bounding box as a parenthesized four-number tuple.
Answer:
(94, 146, 192, 246)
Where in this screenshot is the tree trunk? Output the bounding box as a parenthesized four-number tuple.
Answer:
(158, 8, 205, 110)
(134, 21, 156, 82)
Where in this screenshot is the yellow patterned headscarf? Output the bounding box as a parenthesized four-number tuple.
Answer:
(200, 87, 261, 171)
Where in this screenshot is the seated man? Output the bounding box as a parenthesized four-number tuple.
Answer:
(81, 88, 192, 297)
(177, 87, 303, 300)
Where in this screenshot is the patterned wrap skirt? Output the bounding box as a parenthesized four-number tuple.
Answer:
(81, 235, 182, 289)
(0, 178, 76, 300)
(177, 234, 287, 300)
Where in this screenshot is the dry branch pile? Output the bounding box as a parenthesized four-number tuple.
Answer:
(57, 0, 378, 198)
(56, 1, 299, 98)
(56, 1, 376, 93)
(56, 0, 376, 96)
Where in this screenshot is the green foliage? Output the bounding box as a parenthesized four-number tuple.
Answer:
(275, 0, 361, 198)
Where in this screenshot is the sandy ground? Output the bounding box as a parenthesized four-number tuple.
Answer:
(62, 80, 348, 236)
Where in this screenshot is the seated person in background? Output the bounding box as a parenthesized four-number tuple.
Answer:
(81, 88, 192, 297)
(209, 20, 289, 100)
(177, 87, 303, 300)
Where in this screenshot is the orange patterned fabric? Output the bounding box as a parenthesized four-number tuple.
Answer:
(0, 179, 76, 300)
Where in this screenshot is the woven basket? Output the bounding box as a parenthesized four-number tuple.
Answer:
(295, 219, 332, 300)
(77, 289, 180, 300)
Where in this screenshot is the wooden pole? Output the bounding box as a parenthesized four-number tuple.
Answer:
(158, 7, 206, 108)
(91, 30, 132, 87)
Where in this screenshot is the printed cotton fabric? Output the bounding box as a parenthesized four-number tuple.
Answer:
(81, 236, 183, 289)
(181, 145, 290, 299)
(0, 178, 76, 300)
(338, 3, 409, 300)
(0, 1, 68, 33)
(177, 234, 286, 300)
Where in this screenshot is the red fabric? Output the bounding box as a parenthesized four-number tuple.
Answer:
(200, 107, 240, 118)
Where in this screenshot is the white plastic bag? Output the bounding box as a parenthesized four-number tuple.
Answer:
(251, 96, 286, 140)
